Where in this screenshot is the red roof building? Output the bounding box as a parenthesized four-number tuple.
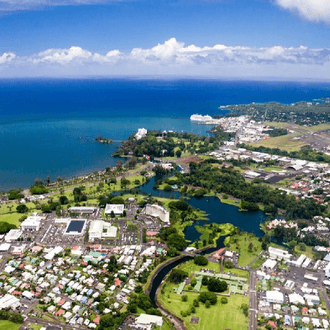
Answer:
(55, 309, 65, 316)
(114, 278, 122, 286)
(268, 320, 276, 328)
(93, 317, 100, 324)
(58, 298, 65, 306)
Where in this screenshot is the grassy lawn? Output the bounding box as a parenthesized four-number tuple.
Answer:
(219, 195, 240, 208)
(0, 321, 21, 330)
(251, 133, 308, 152)
(294, 245, 315, 260)
(177, 260, 221, 274)
(251, 256, 265, 270)
(223, 267, 250, 279)
(0, 213, 23, 226)
(262, 166, 287, 173)
(193, 223, 235, 248)
(159, 281, 248, 330)
(304, 123, 330, 132)
(264, 122, 291, 129)
(225, 232, 263, 267)
(28, 324, 43, 330)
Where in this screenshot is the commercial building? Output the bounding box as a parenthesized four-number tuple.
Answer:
(89, 220, 117, 240)
(105, 204, 124, 216)
(266, 291, 284, 304)
(68, 207, 97, 214)
(268, 247, 292, 261)
(0, 243, 11, 252)
(135, 313, 163, 327)
(44, 246, 64, 260)
(290, 254, 306, 267)
(289, 293, 305, 305)
(5, 229, 22, 242)
(144, 204, 170, 223)
(64, 219, 87, 236)
(21, 213, 43, 231)
(262, 259, 277, 271)
(304, 294, 320, 305)
(0, 294, 20, 310)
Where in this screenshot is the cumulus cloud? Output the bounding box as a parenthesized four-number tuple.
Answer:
(2, 38, 330, 78)
(275, 0, 330, 23)
(0, 52, 16, 64)
(0, 0, 122, 11)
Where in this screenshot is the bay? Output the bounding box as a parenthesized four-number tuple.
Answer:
(1, 78, 330, 191)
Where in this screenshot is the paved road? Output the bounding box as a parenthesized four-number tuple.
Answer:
(249, 269, 257, 330)
(321, 288, 330, 316)
(22, 316, 88, 330)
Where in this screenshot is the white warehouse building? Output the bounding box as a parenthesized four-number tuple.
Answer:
(266, 291, 284, 304)
(21, 213, 43, 231)
(145, 204, 170, 223)
(268, 246, 292, 261)
(105, 204, 124, 216)
(89, 220, 117, 240)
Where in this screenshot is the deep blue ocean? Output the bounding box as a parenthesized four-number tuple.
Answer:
(1, 78, 330, 191)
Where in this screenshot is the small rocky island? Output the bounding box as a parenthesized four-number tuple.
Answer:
(95, 136, 113, 144)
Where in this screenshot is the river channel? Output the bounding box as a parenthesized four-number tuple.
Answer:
(134, 173, 266, 304)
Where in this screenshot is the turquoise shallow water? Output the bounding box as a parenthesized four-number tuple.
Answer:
(1, 78, 330, 191)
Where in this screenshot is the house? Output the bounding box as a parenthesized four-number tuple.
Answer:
(267, 320, 276, 328)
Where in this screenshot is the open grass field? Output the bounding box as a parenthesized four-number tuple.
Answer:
(158, 281, 249, 330)
(264, 122, 291, 129)
(251, 133, 308, 152)
(303, 123, 330, 132)
(223, 266, 250, 279)
(251, 255, 265, 270)
(28, 324, 43, 330)
(177, 260, 221, 274)
(225, 232, 263, 267)
(294, 245, 315, 260)
(193, 223, 235, 248)
(0, 321, 21, 330)
(0, 213, 23, 226)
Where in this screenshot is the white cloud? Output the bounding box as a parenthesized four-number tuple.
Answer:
(275, 0, 330, 23)
(2, 38, 330, 78)
(0, 52, 16, 64)
(32, 46, 93, 64)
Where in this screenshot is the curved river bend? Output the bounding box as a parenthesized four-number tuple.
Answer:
(135, 174, 266, 304)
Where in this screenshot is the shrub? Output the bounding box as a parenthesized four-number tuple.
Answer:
(194, 256, 208, 266)
(198, 292, 217, 305)
(221, 297, 228, 304)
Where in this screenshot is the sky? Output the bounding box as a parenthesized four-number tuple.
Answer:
(1, 0, 330, 79)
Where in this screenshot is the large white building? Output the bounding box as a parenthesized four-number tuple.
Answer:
(105, 204, 124, 216)
(289, 293, 305, 305)
(21, 213, 43, 231)
(0, 294, 21, 310)
(145, 204, 170, 223)
(135, 314, 163, 327)
(5, 229, 22, 242)
(268, 246, 292, 261)
(68, 207, 97, 214)
(262, 259, 277, 271)
(44, 246, 64, 260)
(89, 220, 117, 240)
(266, 291, 284, 304)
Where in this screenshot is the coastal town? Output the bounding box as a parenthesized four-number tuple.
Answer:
(2, 112, 330, 330)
